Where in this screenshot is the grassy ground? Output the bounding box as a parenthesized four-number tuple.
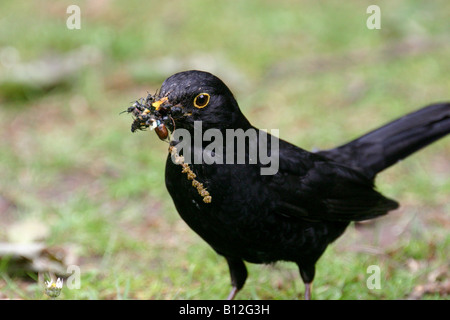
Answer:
(0, 0, 449, 300)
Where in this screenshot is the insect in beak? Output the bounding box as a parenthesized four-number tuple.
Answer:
(152, 97, 169, 111)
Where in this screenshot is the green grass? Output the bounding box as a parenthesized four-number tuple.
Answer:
(0, 0, 449, 300)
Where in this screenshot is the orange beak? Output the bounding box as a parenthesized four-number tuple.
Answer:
(151, 96, 169, 111)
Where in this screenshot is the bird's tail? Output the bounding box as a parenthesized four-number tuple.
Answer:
(318, 102, 450, 179)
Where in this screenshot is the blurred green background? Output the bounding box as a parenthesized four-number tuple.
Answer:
(0, 0, 448, 299)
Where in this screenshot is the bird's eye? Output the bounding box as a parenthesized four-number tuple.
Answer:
(193, 93, 210, 108)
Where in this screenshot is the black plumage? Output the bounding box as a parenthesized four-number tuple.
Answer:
(129, 70, 450, 299)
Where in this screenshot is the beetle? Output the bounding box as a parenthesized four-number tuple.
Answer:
(155, 123, 169, 140)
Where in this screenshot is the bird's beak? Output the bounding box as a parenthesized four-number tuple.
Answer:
(152, 96, 169, 111)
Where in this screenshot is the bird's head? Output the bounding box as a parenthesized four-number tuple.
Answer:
(126, 70, 251, 139)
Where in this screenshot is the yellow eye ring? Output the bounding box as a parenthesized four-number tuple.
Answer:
(193, 93, 210, 108)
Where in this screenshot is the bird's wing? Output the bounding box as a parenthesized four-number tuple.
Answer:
(269, 143, 399, 222)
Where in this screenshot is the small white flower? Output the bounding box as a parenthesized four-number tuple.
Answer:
(45, 278, 63, 298)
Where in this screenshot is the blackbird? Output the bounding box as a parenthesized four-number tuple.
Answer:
(128, 70, 449, 299)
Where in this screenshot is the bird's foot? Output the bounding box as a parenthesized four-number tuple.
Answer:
(226, 287, 239, 300)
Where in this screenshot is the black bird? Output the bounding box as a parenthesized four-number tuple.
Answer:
(129, 70, 449, 299)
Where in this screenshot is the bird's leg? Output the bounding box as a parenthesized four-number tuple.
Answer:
(298, 263, 315, 300)
(227, 286, 239, 300)
(304, 282, 312, 300)
(225, 257, 248, 300)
